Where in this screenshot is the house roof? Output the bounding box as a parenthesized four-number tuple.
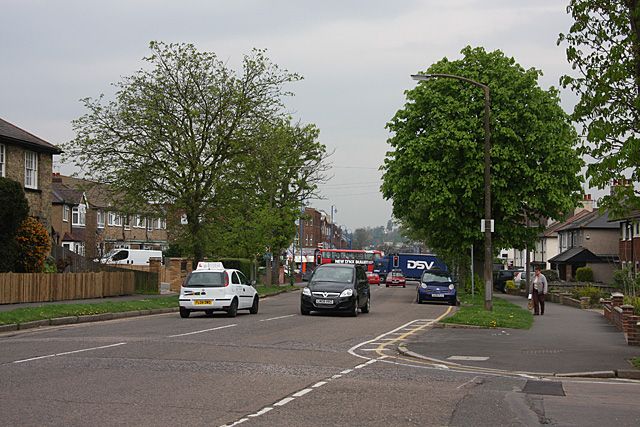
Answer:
(540, 209, 592, 238)
(57, 174, 113, 209)
(556, 209, 619, 232)
(548, 246, 603, 264)
(52, 181, 84, 205)
(0, 117, 62, 154)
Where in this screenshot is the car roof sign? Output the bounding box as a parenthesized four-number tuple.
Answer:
(196, 261, 225, 270)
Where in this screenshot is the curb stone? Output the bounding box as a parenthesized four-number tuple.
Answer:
(18, 319, 50, 329)
(616, 369, 640, 380)
(555, 371, 616, 379)
(0, 323, 18, 333)
(50, 316, 79, 326)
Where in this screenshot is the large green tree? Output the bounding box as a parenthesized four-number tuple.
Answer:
(63, 42, 301, 263)
(382, 47, 583, 268)
(559, 1, 640, 213)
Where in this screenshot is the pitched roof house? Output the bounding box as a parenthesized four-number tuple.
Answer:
(0, 117, 61, 231)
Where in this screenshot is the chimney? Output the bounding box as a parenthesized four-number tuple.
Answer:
(611, 178, 632, 195)
(52, 172, 62, 183)
(574, 193, 594, 214)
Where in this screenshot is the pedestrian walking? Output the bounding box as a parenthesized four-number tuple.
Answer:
(529, 266, 548, 315)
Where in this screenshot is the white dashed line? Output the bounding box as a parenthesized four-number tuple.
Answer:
(248, 407, 273, 417)
(312, 381, 327, 388)
(340, 369, 353, 374)
(12, 342, 127, 364)
(274, 397, 295, 407)
(331, 374, 342, 379)
(292, 388, 313, 397)
(260, 314, 296, 322)
(167, 324, 236, 337)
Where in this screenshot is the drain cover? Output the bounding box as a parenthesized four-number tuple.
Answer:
(522, 380, 565, 396)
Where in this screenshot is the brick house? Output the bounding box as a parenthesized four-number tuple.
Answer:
(52, 174, 169, 259)
(549, 209, 620, 283)
(0, 117, 61, 231)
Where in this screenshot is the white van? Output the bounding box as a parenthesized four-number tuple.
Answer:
(101, 249, 163, 266)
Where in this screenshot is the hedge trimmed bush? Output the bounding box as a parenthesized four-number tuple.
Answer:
(0, 178, 29, 272)
(215, 258, 253, 280)
(575, 267, 594, 282)
(15, 217, 51, 272)
(542, 269, 559, 281)
(572, 285, 604, 306)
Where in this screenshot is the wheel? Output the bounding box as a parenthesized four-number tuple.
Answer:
(350, 297, 359, 317)
(403, 284, 406, 288)
(249, 296, 259, 314)
(205, 309, 214, 316)
(300, 305, 310, 315)
(227, 298, 238, 318)
(385, 284, 389, 288)
(179, 307, 190, 318)
(416, 292, 421, 304)
(361, 296, 370, 313)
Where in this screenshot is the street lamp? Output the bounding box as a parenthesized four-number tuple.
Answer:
(411, 73, 494, 311)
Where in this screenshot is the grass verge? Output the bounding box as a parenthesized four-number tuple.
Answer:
(0, 285, 298, 325)
(440, 291, 533, 329)
(631, 357, 640, 369)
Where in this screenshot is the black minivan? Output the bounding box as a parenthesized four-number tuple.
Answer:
(300, 264, 371, 316)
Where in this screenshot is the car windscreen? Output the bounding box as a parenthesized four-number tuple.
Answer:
(312, 267, 353, 283)
(184, 272, 225, 287)
(421, 272, 452, 284)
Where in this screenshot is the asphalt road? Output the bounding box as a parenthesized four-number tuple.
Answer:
(1, 285, 638, 426)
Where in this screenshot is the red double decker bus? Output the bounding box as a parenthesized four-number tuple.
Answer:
(314, 248, 383, 272)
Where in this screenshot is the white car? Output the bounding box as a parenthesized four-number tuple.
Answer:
(179, 262, 259, 318)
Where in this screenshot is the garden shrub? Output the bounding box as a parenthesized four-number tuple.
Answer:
(215, 257, 253, 280)
(575, 267, 594, 282)
(15, 217, 51, 272)
(624, 296, 640, 315)
(0, 178, 29, 272)
(572, 285, 604, 306)
(542, 269, 559, 281)
(505, 280, 516, 290)
(464, 273, 483, 294)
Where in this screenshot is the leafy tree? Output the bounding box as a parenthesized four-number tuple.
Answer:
(352, 228, 372, 249)
(382, 47, 583, 272)
(63, 41, 301, 264)
(558, 1, 640, 214)
(0, 178, 29, 272)
(210, 118, 327, 282)
(15, 217, 51, 273)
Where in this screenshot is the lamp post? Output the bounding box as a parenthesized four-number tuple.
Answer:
(411, 73, 493, 310)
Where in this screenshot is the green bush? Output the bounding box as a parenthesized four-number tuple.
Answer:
(575, 267, 594, 282)
(505, 280, 516, 290)
(464, 273, 483, 294)
(542, 269, 559, 281)
(0, 178, 29, 272)
(215, 258, 253, 280)
(572, 286, 604, 306)
(624, 296, 640, 315)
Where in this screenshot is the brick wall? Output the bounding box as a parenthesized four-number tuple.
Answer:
(602, 292, 640, 346)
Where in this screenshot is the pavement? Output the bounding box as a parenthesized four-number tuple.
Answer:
(402, 293, 640, 379)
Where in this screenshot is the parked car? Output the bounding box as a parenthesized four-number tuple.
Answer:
(386, 269, 406, 288)
(366, 271, 380, 286)
(416, 270, 457, 306)
(99, 249, 162, 266)
(179, 262, 259, 318)
(300, 264, 370, 316)
(493, 269, 522, 293)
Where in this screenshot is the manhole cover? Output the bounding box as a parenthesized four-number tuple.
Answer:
(522, 380, 565, 396)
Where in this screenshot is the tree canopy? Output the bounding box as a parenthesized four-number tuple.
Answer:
(64, 41, 326, 262)
(0, 177, 29, 272)
(382, 46, 583, 263)
(559, 0, 640, 213)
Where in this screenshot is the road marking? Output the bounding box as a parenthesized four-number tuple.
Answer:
(167, 324, 236, 337)
(331, 374, 342, 379)
(448, 356, 489, 361)
(292, 388, 313, 397)
(248, 407, 273, 417)
(260, 314, 296, 322)
(312, 381, 327, 388)
(457, 376, 481, 389)
(340, 369, 353, 374)
(12, 342, 127, 364)
(274, 397, 295, 407)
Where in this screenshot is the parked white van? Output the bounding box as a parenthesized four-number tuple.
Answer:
(101, 249, 163, 266)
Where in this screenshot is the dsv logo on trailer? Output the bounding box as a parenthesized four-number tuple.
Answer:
(407, 260, 435, 270)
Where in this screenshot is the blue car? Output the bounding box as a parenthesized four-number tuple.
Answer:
(416, 270, 457, 306)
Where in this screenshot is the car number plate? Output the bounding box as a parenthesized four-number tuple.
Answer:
(194, 300, 212, 305)
(316, 299, 333, 304)
(431, 294, 444, 298)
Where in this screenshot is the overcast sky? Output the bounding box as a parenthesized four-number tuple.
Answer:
(0, 1, 584, 230)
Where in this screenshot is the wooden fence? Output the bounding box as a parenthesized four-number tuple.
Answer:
(0, 271, 135, 304)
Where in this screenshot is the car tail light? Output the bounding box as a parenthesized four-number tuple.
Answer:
(225, 273, 229, 287)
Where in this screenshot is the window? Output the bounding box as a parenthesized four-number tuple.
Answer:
(72, 204, 86, 226)
(63, 205, 70, 222)
(97, 210, 105, 228)
(134, 215, 144, 228)
(108, 212, 122, 227)
(124, 215, 131, 230)
(24, 151, 38, 189)
(147, 218, 153, 231)
(0, 144, 4, 177)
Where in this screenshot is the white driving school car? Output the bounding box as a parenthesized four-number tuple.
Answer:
(178, 262, 259, 318)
